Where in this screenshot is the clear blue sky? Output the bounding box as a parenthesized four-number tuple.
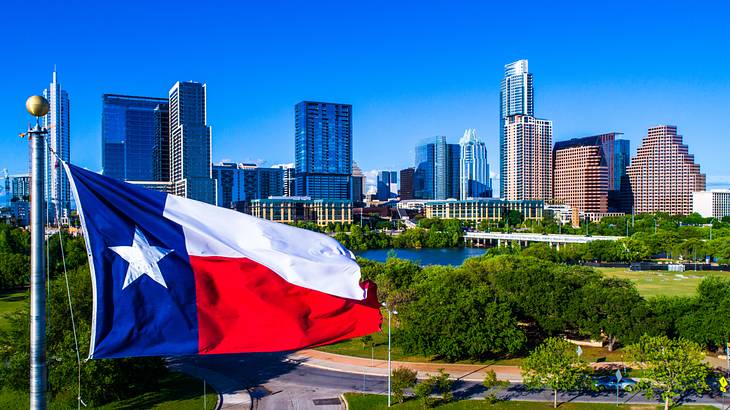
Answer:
(1, 0, 729, 192)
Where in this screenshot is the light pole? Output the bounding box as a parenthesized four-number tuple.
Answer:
(26, 95, 49, 410)
(710, 218, 715, 241)
(382, 302, 397, 407)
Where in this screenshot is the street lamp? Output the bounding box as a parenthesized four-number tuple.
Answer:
(382, 302, 397, 407)
(710, 218, 716, 241)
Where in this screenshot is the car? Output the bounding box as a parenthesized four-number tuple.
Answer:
(593, 375, 637, 392)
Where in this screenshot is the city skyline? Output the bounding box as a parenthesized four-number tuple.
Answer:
(2, 2, 730, 196)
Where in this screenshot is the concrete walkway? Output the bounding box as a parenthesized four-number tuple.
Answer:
(168, 357, 253, 409)
(290, 349, 634, 383)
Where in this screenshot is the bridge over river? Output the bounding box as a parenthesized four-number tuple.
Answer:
(464, 231, 623, 249)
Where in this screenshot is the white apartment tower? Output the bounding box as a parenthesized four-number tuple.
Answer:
(42, 69, 71, 224)
(502, 115, 553, 200)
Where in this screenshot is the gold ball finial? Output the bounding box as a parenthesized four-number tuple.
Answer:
(26, 95, 50, 117)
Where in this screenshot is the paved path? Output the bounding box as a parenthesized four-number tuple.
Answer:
(291, 349, 637, 383)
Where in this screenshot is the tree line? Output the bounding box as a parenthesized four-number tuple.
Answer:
(0, 230, 168, 407)
(360, 253, 730, 362)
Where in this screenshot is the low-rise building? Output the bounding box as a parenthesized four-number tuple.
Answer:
(424, 199, 543, 224)
(250, 196, 352, 226)
(693, 190, 730, 219)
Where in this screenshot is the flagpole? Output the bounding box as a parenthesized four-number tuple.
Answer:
(27, 95, 50, 410)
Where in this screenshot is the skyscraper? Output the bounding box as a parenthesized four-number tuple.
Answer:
(376, 171, 398, 200)
(500, 60, 534, 197)
(613, 139, 630, 191)
(553, 139, 609, 213)
(294, 101, 352, 200)
(502, 115, 553, 200)
(414, 137, 460, 200)
(152, 103, 170, 182)
(351, 162, 365, 204)
(399, 167, 415, 200)
(42, 69, 71, 223)
(169, 81, 216, 204)
(102, 94, 168, 181)
(213, 163, 284, 209)
(626, 125, 705, 215)
(459, 129, 492, 199)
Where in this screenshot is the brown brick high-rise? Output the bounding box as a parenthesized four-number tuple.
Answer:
(626, 125, 705, 215)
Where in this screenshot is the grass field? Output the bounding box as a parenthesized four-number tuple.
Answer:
(596, 267, 730, 298)
(0, 289, 27, 332)
(345, 393, 715, 410)
(344, 393, 716, 409)
(317, 330, 626, 365)
(0, 372, 217, 410)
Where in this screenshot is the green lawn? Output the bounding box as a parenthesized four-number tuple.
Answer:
(0, 289, 27, 332)
(596, 267, 730, 298)
(0, 372, 217, 410)
(344, 393, 716, 409)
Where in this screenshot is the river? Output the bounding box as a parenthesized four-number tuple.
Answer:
(354, 247, 486, 266)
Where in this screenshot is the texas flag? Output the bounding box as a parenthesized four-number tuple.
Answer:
(63, 163, 381, 359)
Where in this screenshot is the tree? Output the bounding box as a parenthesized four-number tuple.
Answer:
(483, 369, 509, 403)
(521, 337, 591, 408)
(398, 267, 526, 361)
(414, 369, 452, 407)
(626, 335, 709, 410)
(503, 210, 524, 228)
(577, 278, 650, 351)
(390, 367, 417, 404)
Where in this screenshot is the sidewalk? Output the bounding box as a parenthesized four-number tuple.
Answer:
(168, 358, 252, 410)
(291, 350, 633, 383)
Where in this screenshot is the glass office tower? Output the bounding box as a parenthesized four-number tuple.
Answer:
(613, 139, 630, 191)
(152, 103, 170, 182)
(294, 101, 352, 200)
(459, 129, 492, 199)
(102, 94, 168, 181)
(414, 136, 460, 200)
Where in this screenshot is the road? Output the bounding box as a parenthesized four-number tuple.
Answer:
(170, 352, 725, 409)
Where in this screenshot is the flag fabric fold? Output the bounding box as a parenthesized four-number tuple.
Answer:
(63, 162, 381, 359)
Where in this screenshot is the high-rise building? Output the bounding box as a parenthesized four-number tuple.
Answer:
(294, 101, 352, 200)
(169, 81, 216, 204)
(102, 94, 168, 181)
(414, 141, 435, 199)
(274, 164, 296, 196)
(376, 171, 398, 200)
(500, 60, 534, 197)
(42, 69, 71, 223)
(502, 115, 552, 200)
(613, 139, 630, 191)
(399, 167, 415, 200)
(459, 129, 492, 199)
(553, 138, 609, 213)
(414, 137, 460, 200)
(9, 174, 30, 201)
(152, 103, 170, 182)
(552, 133, 628, 213)
(351, 162, 365, 204)
(693, 190, 730, 219)
(626, 125, 705, 215)
(213, 163, 283, 209)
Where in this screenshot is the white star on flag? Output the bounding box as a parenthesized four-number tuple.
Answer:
(110, 226, 173, 290)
